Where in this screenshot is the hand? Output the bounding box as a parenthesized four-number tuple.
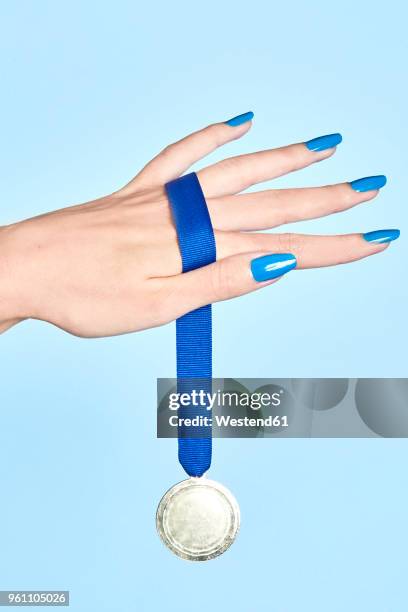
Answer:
(0, 112, 399, 337)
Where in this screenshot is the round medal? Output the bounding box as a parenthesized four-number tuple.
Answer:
(156, 477, 240, 561)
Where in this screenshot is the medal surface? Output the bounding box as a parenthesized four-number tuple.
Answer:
(156, 477, 240, 561)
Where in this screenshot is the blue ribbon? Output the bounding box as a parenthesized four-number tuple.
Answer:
(165, 172, 216, 477)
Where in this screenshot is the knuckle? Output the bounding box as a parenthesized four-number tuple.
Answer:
(218, 156, 240, 174)
(209, 123, 225, 147)
(273, 189, 296, 225)
(326, 184, 355, 213)
(317, 184, 354, 213)
(210, 260, 232, 302)
(220, 155, 253, 185)
(323, 184, 343, 209)
(143, 284, 171, 326)
(160, 143, 175, 159)
(277, 232, 304, 256)
(281, 144, 308, 171)
(340, 183, 356, 207)
(209, 263, 226, 302)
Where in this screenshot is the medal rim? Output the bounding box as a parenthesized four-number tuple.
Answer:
(156, 477, 240, 561)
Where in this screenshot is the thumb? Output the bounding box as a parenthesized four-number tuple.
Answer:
(159, 251, 297, 320)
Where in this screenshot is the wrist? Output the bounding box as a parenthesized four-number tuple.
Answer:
(0, 223, 31, 332)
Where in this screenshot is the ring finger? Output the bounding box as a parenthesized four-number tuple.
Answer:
(207, 177, 387, 231)
(197, 135, 341, 198)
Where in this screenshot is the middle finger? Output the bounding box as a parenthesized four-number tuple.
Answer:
(197, 135, 342, 197)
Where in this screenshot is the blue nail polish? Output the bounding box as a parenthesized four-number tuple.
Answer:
(304, 133, 342, 152)
(363, 229, 400, 244)
(251, 253, 297, 282)
(350, 175, 387, 192)
(225, 111, 254, 127)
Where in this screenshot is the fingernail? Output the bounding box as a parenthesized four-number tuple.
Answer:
(305, 133, 342, 152)
(251, 253, 297, 282)
(225, 111, 254, 127)
(350, 175, 387, 192)
(363, 229, 400, 244)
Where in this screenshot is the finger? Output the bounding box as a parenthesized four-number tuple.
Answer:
(197, 133, 342, 198)
(125, 112, 254, 191)
(215, 230, 397, 268)
(152, 251, 296, 319)
(148, 229, 399, 321)
(207, 178, 386, 231)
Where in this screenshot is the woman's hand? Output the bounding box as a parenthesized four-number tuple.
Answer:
(0, 112, 399, 337)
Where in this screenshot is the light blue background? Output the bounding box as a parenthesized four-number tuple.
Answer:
(0, 1, 407, 610)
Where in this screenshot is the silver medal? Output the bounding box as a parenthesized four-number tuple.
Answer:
(156, 477, 240, 561)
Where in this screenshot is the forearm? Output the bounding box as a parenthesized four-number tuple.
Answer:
(0, 224, 29, 333)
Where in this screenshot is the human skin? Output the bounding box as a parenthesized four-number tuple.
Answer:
(0, 114, 398, 338)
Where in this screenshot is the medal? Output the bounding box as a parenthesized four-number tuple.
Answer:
(157, 172, 240, 561)
(156, 477, 240, 561)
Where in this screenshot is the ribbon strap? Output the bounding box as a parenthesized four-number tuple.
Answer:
(165, 172, 216, 477)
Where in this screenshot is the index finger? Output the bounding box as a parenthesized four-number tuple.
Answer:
(126, 112, 254, 191)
